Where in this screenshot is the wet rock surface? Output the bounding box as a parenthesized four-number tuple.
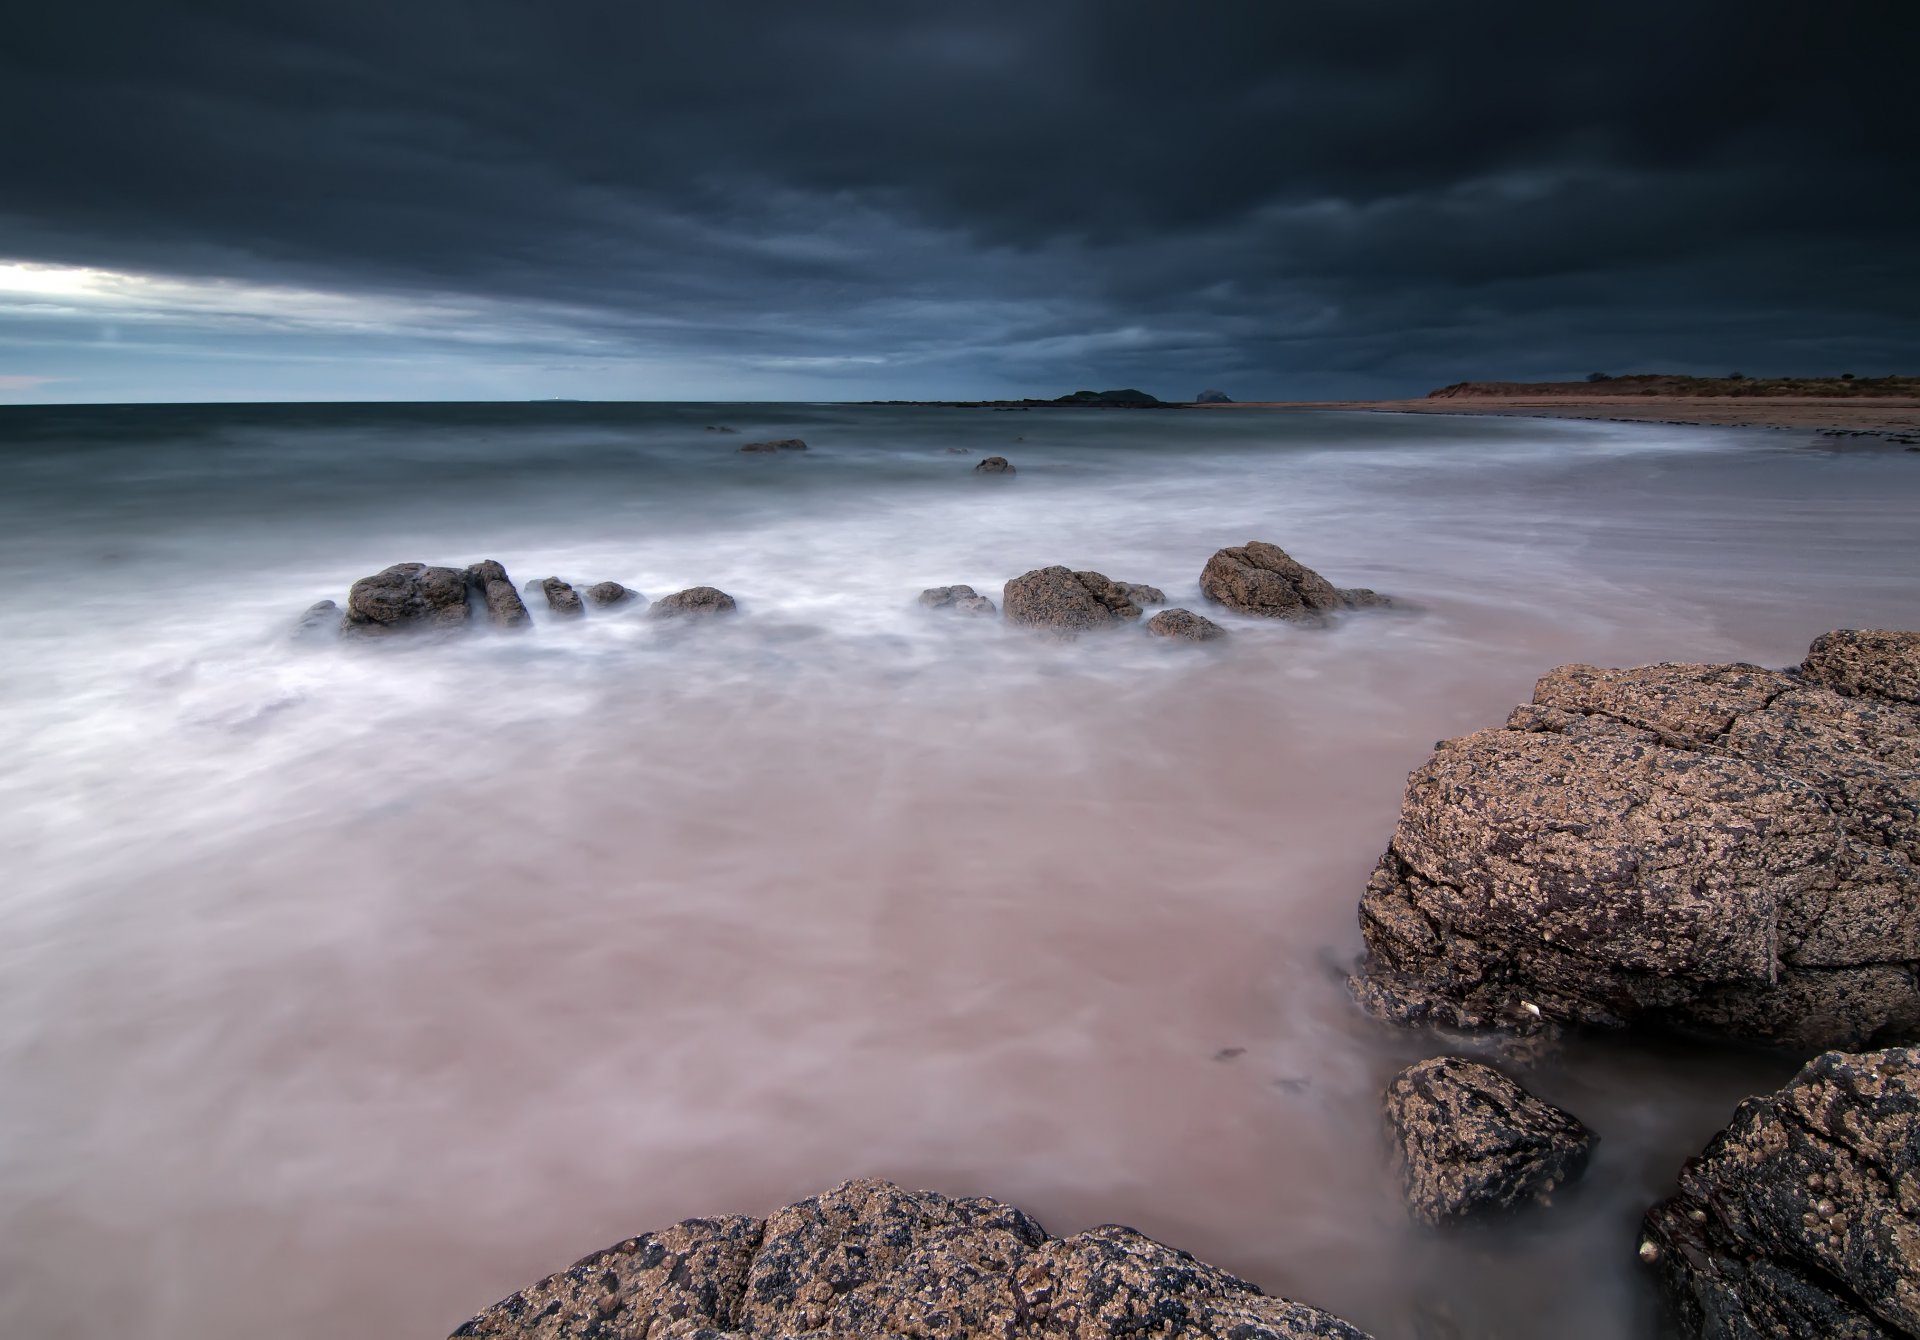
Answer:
(342, 562, 475, 635)
(538, 577, 584, 617)
(739, 438, 808, 453)
(918, 584, 998, 616)
(583, 581, 635, 608)
(1199, 542, 1384, 621)
(1351, 631, 1920, 1048)
(466, 561, 532, 628)
(449, 1177, 1371, 1340)
(1147, 608, 1227, 641)
(1002, 567, 1147, 633)
(648, 586, 738, 619)
(974, 455, 1015, 473)
(1385, 1057, 1594, 1225)
(1642, 1046, 1920, 1339)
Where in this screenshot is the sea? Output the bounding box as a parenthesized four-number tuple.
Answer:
(1, 400, 1915, 1338)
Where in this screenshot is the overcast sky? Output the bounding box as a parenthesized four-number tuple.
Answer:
(2, 1, 1914, 403)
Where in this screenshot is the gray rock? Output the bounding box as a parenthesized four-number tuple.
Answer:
(583, 581, 636, 608)
(1642, 1046, 1920, 1339)
(447, 1177, 1371, 1340)
(465, 560, 531, 628)
(1147, 608, 1228, 641)
(1002, 567, 1145, 633)
(538, 577, 584, 617)
(739, 438, 808, 453)
(919, 585, 998, 617)
(648, 586, 737, 619)
(1194, 389, 1234, 404)
(974, 455, 1016, 473)
(1199, 542, 1383, 621)
(1350, 634, 1920, 1048)
(294, 599, 338, 638)
(342, 563, 472, 636)
(1385, 1057, 1594, 1225)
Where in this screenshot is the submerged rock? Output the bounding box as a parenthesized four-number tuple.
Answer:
(293, 599, 338, 638)
(1385, 1057, 1594, 1225)
(1147, 608, 1227, 642)
(919, 584, 998, 617)
(739, 438, 808, 453)
(538, 577, 584, 617)
(1350, 630, 1920, 1048)
(974, 455, 1016, 473)
(1642, 1046, 1920, 1339)
(448, 1177, 1371, 1340)
(1002, 567, 1146, 633)
(1118, 581, 1167, 606)
(583, 581, 636, 608)
(648, 586, 737, 619)
(342, 563, 473, 635)
(1199, 542, 1385, 620)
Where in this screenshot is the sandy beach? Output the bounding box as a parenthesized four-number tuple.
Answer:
(1210, 395, 1920, 437)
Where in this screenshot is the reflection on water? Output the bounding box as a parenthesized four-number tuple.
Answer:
(0, 403, 1913, 1338)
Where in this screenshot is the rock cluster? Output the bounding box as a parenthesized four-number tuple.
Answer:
(1385, 1057, 1595, 1225)
(1351, 629, 1920, 1049)
(919, 585, 998, 617)
(1002, 567, 1155, 633)
(341, 561, 530, 636)
(449, 1177, 1370, 1340)
(1199, 542, 1385, 621)
(1642, 1046, 1920, 1339)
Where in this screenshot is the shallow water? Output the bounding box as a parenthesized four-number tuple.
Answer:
(0, 402, 1915, 1338)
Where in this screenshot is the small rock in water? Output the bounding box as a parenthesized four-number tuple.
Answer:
(537, 577, 584, 617)
(583, 581, 635, 608)
(1116, 581, 1166, 606)
(1212, 1046, 1246, 1061)
(293, 599, 338, 638)
(648, 586, 737, 619)
(1002, 566, 1144, 633)
(1385, 1056, 1594, 1225)
(1146, 607, 1227, 641)
(704, 425, 737, 432)
(974, 455, 1015, 473)
(1200, 541, 1383, 621)
(465, 560, 531, 628)
(919, 584, 998, 617)
(739, 437, 808, 453)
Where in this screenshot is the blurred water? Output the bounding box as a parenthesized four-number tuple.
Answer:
(0, 402, 1915, 1338)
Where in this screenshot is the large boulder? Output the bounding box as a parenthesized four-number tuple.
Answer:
(1351, 632, 1920, 1049)
(1642, 1046, 1920, 1339)
(1002, 567, 1147, 633)
(1199, 542, 1384, 621)
(448, 1177, 1370, 1340)
(342, 563, 474, 635)
(919, 585, 998, 617)
(1147, 608, 1227, 642)
(1385, 1057, 1595, 1225)
(648, 586, 737, 619)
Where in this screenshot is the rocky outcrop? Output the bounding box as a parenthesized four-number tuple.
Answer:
(466, 561, 532, 627)
(1642, 1046, 1920, 1339)
(740, 438, 808, 453)
(538, 577, 584, 618)
(1351, 631, 1920, 1049)
(1385, 1057, 1594, 1225)
(1194, 389, 1234, 404)
(974, 455, 1015, 474)
(648, 586, 737, 619)
(584, 581, 636, 608)
(449, 1177, 1370, 1340)
(342, 563, 476, 635)
(1199, 543, 1384, 621)
(1804, 629, 1920, 705)
(1002, 567, 1149, 633)
(919, 585, 998, 617)
(1147, 608, 1227, 642)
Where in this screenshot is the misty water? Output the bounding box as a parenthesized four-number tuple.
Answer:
(1, 402, 1916, 1338)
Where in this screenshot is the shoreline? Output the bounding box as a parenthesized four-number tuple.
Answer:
(1203, 394, 1920, 439)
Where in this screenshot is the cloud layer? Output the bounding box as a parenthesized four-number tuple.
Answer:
(3, 1, 1914, 400)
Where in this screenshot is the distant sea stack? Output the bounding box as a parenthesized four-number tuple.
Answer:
(1193, 389, 1234, 403)
(1053, 388, 1162, 406)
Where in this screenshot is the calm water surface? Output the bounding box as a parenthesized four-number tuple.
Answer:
(1, 402, 1915, 1338)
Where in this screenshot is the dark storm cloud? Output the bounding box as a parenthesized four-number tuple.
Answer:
(2, 0, 1915, 398)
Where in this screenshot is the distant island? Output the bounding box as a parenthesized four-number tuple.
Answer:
(865, 388, 1187, 409)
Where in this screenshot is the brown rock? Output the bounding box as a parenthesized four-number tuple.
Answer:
(465, 561, 531, 628)
(538, 577, 584, 617)
(1385, 1057, 1594, 1225)
(583, 581, 635, 608)
(448, 1177, 1370, 1340)
(1146, 608, 1227, 641)
(648, 586, 737, 619)
(1642, 1046, 1920, 1339)
(342, 563, 472, 635)
(1802, 629, 1920, 705)
(1350, 636, 1920, 1048)
(919, 585, 998, 617)
(1118, 582, 1167, 606)
(974, 455, 1015, 473)
(1002, 567, 1145, 633)
(1199, 541, 1382, 620)
(740, 438, 808, 453)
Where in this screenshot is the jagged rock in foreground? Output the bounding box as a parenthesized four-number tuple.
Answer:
(449, 1177, 1370, 1340)
(648, 586, 737, 619)
(1641, 1046, 1920, 1339)
(1804, 628, 1920, 704)
(1351, 630, 1920, 1049)
(1003, 567, 1152, 633)
(1199, 542, 1385, 621)
(1385, 1057, 1594, 1225)
(739, 438, 808, 453)
(974, 455, 1015, 473)
(1147, 608, 1227, 642)
(538, 577, 584, 617)
(919, 584, 998, 616)
(583, 581, 635, 608)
